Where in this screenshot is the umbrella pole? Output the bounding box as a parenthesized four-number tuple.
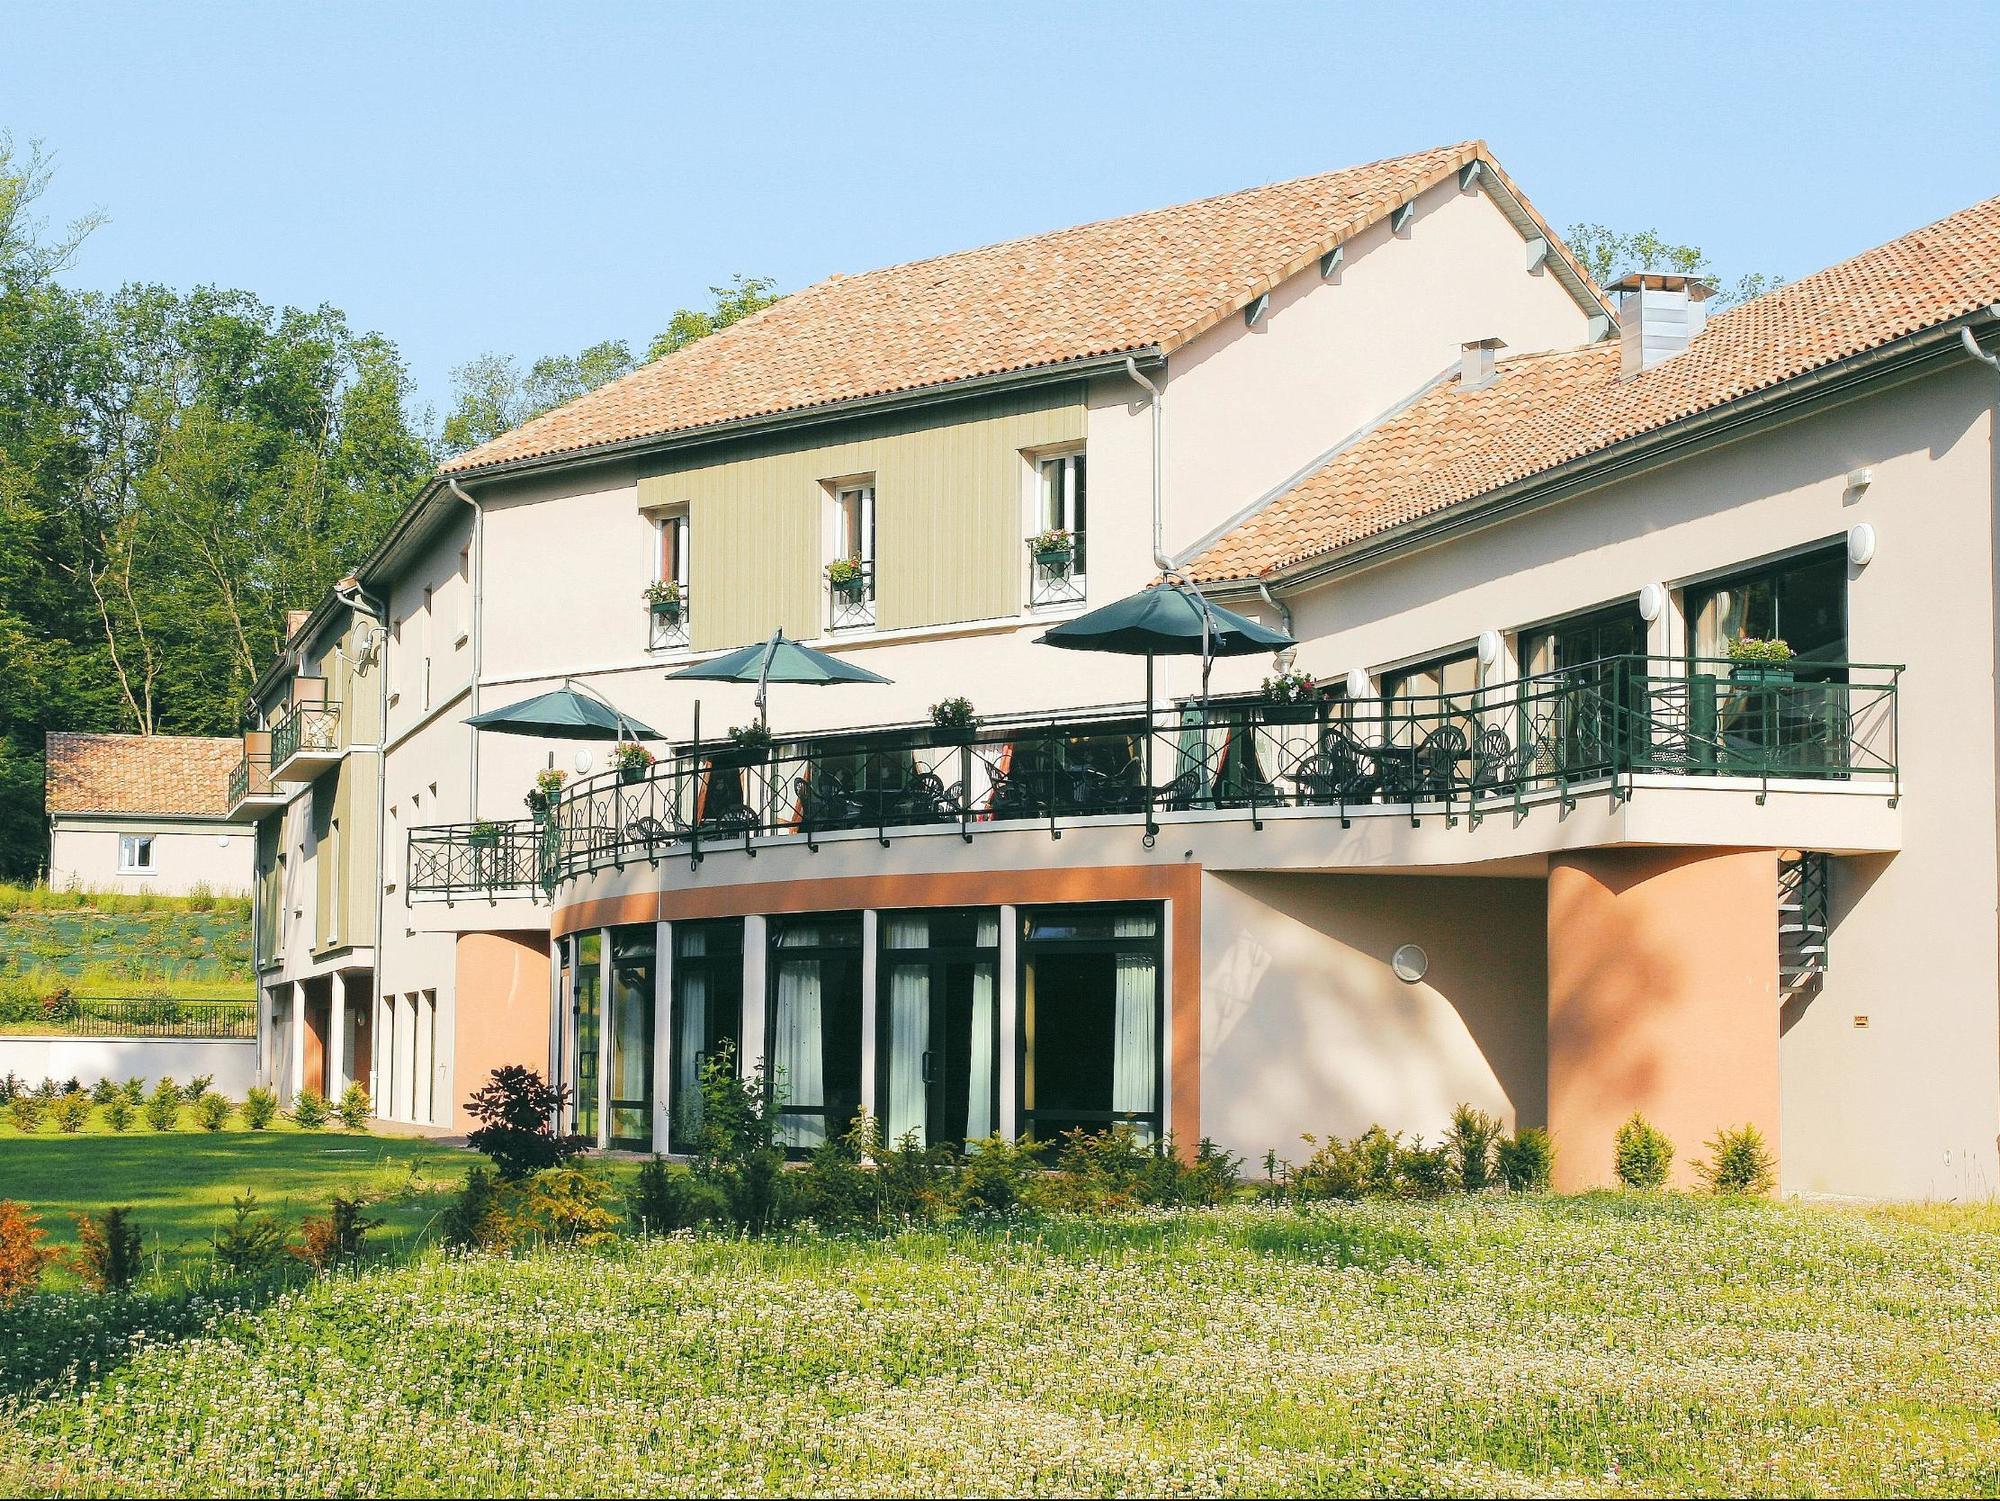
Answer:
(1144, 654, 1156, 835)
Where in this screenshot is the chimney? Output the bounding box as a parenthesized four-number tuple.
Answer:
(284, 608, 311, 643)
(1459, 337, 1506, 391)
(1611, 272, 1716, 378)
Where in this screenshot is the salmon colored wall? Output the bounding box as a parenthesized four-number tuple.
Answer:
(553, 864, 1203, 1153)
(451, 930, 553, 1131)
(1546, 847, 1779, 1190)
(301, 989, 327, 1098)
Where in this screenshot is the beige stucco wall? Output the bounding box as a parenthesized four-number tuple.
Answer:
(48, 816, 254, 897)
(1200, 870, 1547, 1169)
(450, 929, 552, 1131)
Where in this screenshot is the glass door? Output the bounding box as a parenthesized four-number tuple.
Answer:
(1522, 602, 1645, 778)
(877, 910, 1000, 1152)
(668, 918, 744, 1154)
(767, 914, 864, 1152)
(607, 927, 656, 1150)
(1686, 549, 1848, 771)
(572, 930, 602, 1143)
(1019, 904, 1163, 1148)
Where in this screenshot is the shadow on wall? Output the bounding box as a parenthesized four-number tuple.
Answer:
(1201, 870, 1548, 1163)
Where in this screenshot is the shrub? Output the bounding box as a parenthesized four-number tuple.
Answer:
(785, 1123, 876, 1228)
(1291, 1126, 1408, 1201)
(103, 1095, 135, 1133)
(241, 1087, 278, 1130)
(181, 1074, 215, 1106)
(120, 1076, 146, 1106)
(0, 1072, 20, 1104)
(143, 1080, 182, 1132)
(297, 1196, 384, 1269)
(628, 1156, 729, 1234)
(1695, 1123, 1777, 1196)
(89, 1077, 119, 1107)
(1614, 1113, 1675, 1190)
(213, 1191, 292, 1275)
(464, 1066, 583, 1180)
(955, 1133, 1043, 1215)
(336, 1081, 372, 1131)
(1445, 1104, 1503, 1193)
(512, 1165, 620, 1246)
(290, 1086, 330, 1130)
(1398, 1138, 1456, 1199)
(689, 1049, 785, 1233)
(1496, 1127, 1556, 1192)
(186, 881, 217, 912)
(53, 1089, 91, 1133)
(872, 1127, 959, 1221)
(0, 1201, 57, 1302)
(7, 1095, 44, 1133)
(195, 1094, 233, 1131)
(72, 1206, 144, 1291)
(442, 1165, 508, 1250)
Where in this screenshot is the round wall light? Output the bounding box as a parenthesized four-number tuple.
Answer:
(1637, 582, 1666, 623)
(573, 749, 594, 775)
(1847, 522, 1877, 568)
(1476, 629, 1502, 667)
(216, 833, 232, 847)
(1391, 943, 1430, 984)
(1345, 667, 1373, 700)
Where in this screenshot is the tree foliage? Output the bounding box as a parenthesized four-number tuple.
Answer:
(1565, 223, 1783, 308)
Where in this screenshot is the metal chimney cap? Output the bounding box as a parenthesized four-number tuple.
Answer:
(1609, 270, 1718, 300)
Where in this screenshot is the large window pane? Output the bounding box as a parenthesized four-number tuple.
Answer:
(1689, 548, 1847, 672)
(1020, 903, 1163, 1146)
(573, 930, 601, 1142)
(668, 919, 744, 1155)
(768, 914, 864, 1152)
(608, 926, 656, 1150)
(877, 909, 999, 1151)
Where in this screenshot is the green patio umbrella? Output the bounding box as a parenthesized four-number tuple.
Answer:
(1038, 577, 1295, 705)
(663, 629, 892, 730)
(465, 678, 663, 742)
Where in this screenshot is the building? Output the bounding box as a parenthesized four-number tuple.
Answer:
(44, 732, 253, 897)
(227, 597, 385, 1108)
(243, 140, 2000, 1197)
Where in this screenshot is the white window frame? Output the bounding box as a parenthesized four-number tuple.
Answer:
(825, 478, 878, 631)
(1027, 446, 1088, 609)
(650, 510, 693, 651)
(117, 833, 158, 875)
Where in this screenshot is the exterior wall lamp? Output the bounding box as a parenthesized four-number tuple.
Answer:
(1638, 582, 1666, 623)
(1847, 523, 1878, 568)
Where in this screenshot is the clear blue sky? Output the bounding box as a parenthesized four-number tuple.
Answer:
(7, 1, 1996, 424)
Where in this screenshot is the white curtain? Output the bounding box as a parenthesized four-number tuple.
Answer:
(773, 959, 826, 1149)
(965, 962, 995, 1142)
(673, 969, 708, 1139)
(1111, 912, 1157, 1122)
(886, 964, 930, 1146)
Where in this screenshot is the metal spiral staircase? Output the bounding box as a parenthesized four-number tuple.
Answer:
(1779, 852, 1830, 1000)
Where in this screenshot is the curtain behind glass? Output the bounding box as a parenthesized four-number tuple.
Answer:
(673, 967, 708, 1143)
(1110, 951, 1157, 1123)
(885, 963, 930, 1146)
(773, 959, 827, 1149)
(965, 962, 995, 1141)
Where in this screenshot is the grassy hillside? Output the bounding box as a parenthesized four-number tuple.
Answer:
(0, 882, 253, 1002)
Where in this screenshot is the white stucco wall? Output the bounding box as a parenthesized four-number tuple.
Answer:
(0, 1036, 258, 1096)
(48, 816, 254, 897)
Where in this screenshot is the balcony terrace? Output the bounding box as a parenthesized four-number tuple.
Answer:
(225, 753, 285, 815)
(270, 702, 343, 781)
(408, 656, 1900, 902)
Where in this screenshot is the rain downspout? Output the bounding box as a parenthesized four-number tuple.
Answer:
(447, 477, 484, 818)
(1255, 579, 1295, 669)
(1124, 356, 1170, 572)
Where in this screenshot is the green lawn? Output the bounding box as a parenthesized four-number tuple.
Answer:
(0, 1177, 1995, 1495)
(0, 1126, 470, 1287)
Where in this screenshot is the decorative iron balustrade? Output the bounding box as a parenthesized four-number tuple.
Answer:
(1028, 537, 1086, 608)
(648, 587, 691, 651)
(271, 702, 342, 766)
(226, 754, 278, 808)
(407, 817, 559, 900)
(827, 561, 875, 631)
(483, 656, 1898, 888)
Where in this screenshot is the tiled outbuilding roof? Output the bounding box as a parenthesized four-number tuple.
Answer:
(444, 141, 1596, 472)
(1189, 193, 2000, 581)
(44, 733, 240, 818)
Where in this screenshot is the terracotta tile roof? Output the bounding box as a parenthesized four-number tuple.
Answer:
(44, 733, 241, 818)
(445, 141, 1597, 473)
(1188, 193, 2000, 582)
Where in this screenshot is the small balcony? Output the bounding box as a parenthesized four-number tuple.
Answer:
(271, 702, 343, 781)
(1028, 535, 1085, 609)
(827, 561, 875, 632)
(648, 585, 691, 652)
(407, 818, 556, 902)
(528, 655, 1901, 885)
(225, 754, 285, 815)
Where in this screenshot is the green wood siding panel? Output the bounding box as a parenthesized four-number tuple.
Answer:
(639, 384, 1085, 650)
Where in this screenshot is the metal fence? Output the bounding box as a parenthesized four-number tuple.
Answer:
(9, 995, 258, 1039)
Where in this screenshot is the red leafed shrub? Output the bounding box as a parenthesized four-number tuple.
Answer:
(0, 1200, 57, 1301)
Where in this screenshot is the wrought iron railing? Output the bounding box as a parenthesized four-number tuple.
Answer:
(7, 995, 258, 1040)
(488, 656, 1897, 886)
(407, 817, 558, 900)
(271, 702, 342, 767)
(827, 561, 875, 632)
(1028, 537, 1086, 608)
(648, 588, 691, 651)
(226, 754, 278, 808)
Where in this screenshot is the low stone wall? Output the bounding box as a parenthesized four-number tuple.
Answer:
(0, 1035, 258, 1095)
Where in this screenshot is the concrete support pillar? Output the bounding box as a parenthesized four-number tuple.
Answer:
(740, 916, 769, 1078)
(652, 920, 674, 1152)
(858, 909, 880, 1139)
(1546, 847, 1780, 1190)
(996, 905, 1018, 1141)
(328, 971, 347, 1099)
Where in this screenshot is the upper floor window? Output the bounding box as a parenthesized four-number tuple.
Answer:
(650, 511, 691, 651)
(118, 833, 157, 875)
(828, 481, 876, 631)
(1030, 451, 1086, 609)
(1686, 547, 1846, 675)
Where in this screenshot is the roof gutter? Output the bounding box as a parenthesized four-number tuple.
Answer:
(1228, 307, 2000, 596)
